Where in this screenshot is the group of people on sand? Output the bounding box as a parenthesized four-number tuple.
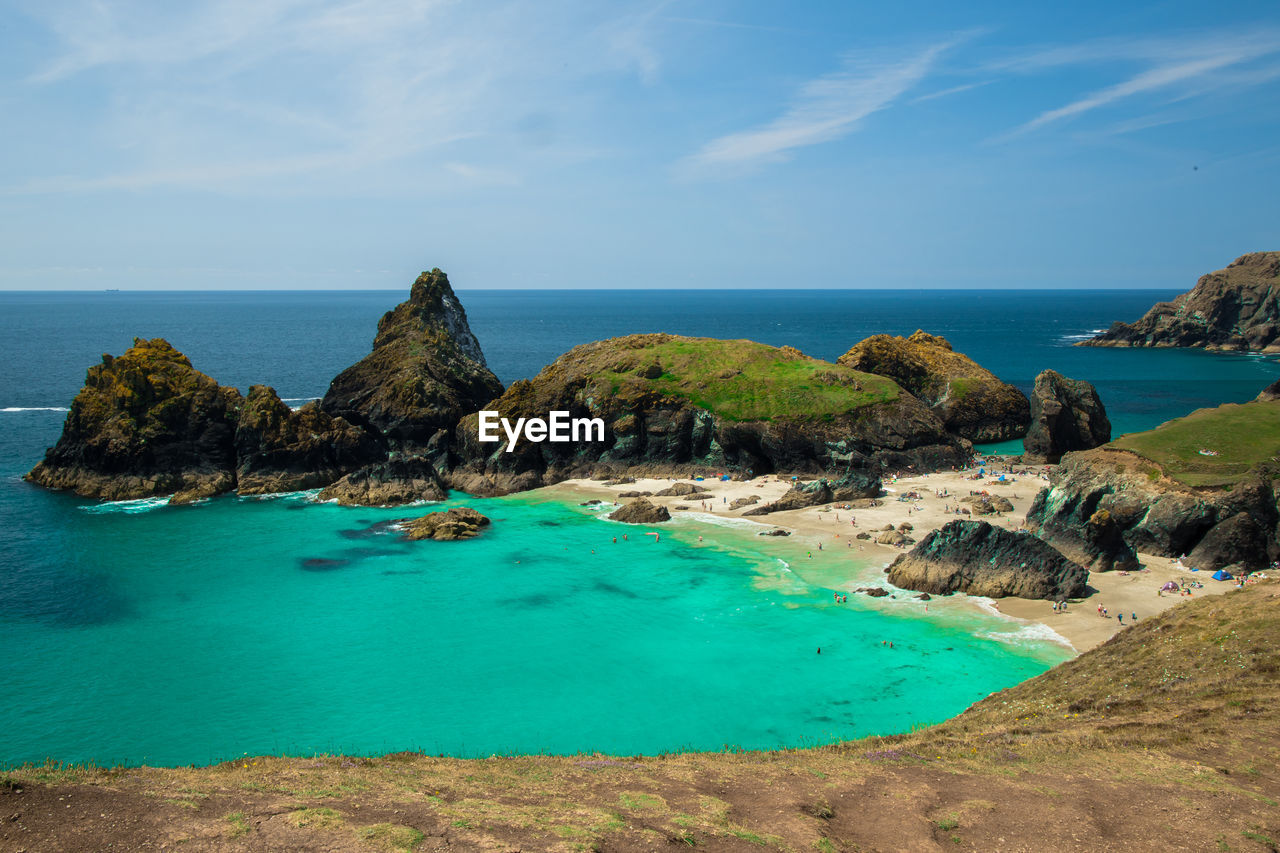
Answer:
(1094, 603, 1138, 624)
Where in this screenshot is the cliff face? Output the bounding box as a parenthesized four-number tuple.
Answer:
(1026, 448, 1279, 573)
(321, 269, 504, 448)
(1082, 252, 1280, 352)
(234, 385, 384, 495)
(446, 334, 970, 495)
(886, 520, 1088, 600)
(1022, 370, 1111, 463)
(26, 338, 243, 502)
(837, 330, 1030, 442)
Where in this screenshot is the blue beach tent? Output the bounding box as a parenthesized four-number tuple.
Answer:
(1211, 570, 1233, 581)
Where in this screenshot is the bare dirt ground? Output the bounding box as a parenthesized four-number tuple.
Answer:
(5, 584, 1279, 853)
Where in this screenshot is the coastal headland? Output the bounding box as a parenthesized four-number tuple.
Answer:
(11, 258, 1280, 850)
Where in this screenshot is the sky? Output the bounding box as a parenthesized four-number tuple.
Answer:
(2, 0, 1279, 290)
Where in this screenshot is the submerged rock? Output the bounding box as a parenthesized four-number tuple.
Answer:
(321, 269, 504, 450)
(318, 455, 448, 506)
(838, 330, 1030, 442)
(1081, 252, 1280, 352)
(1022, 370, 1111, 463)
(887, 520, 1088, 600)
(398, 506, 491, 541)
(608, 497, 671, 524)
(26, 338, 242, 501)
(234, 385, 384, 494)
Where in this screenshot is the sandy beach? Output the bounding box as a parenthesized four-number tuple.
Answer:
(553, 461, 1240, 654)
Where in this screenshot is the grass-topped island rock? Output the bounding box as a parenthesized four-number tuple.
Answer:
(447, 333, 970, 495)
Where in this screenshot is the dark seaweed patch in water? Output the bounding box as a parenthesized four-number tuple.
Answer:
(536, 520, 561, 527)
(300, 557, 351, 571)
(807, 715, 835, 724)
(381, 570, 423, 576)
(592, 579, 641, 599)
(511, 592, 556, 609)
(0, 568, 134, 627)
(340, 547, 402, 560)
(339, 521, 400, 540)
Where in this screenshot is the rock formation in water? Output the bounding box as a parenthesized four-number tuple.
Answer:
(234, 385, 384, 494)
(886, 520, 1089, 600)
(1081, 252, 1280, 352)
(318, 455, 448, 506)
(837, 330, 1030, 442)
(1257, 380, 1280, 402)
(321, 269, 504, 450)
(1022, 370, 1111, 463)
(447, 334, 968, 496)
(26, 338, 243, 503)
(608, 497, 671, 523)
(398, 506, 490, 540)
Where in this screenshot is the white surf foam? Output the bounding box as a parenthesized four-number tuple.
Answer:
(79, 495, 172, 514)
(239, 489, 323, 502)
(1, 406, 69, 412)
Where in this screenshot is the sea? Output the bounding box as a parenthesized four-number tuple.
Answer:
(2, 289, 1276, 768)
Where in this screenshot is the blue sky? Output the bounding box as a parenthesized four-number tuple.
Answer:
(2, 0, 1278, 290)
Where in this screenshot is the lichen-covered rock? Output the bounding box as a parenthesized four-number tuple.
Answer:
(318, 455, 447, 506)
(959, 494, 1014, 515)
(234, 385, 384, 494)
(448, 333, 967, 496)
(1082, 509, 1140, 571)
(1022, 370, 1110, 463)
(1082, 252, 1280, 352)
(1025, 448, 1279, 566)
(887, 521, 1088, 600)
(608, 497, 670, 524)
(398, 506, 490, 541)
(837, 330, 1030, 442)
(26, 338, 242, 501)
(1186, 512, 1268, 572)
(321, 269, 503, 449)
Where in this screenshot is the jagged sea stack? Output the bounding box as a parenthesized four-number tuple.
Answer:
(837, 330, 1030, 442)
(321, 269, 504, 450)
(1022, 370, 1110, 463)
(234, 385, 385, 494)
(26, 338, 243, 502)
(1082, 252, 1280, 352)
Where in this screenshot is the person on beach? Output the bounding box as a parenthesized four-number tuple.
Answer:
(1118, 613, 1124, 625)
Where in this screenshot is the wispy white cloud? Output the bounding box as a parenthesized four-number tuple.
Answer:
(9, 1, 668, 195)
(685, 36, 967, 171)
(909, 79, 994, 104)
(992, 28, 1280, 139)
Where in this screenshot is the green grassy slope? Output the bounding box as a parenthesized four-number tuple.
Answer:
(1109, 400, 1280, 487)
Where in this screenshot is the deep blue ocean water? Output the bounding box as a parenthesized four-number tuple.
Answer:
(1, 289, 1276, 767)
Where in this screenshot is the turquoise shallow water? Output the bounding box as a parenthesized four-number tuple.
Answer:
(0, 487, 1067, 767)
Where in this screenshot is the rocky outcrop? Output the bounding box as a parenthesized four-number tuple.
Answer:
(743, 468, 882, 516)
(1258, 380, 1280, 402)
(318, 455, 448, 506)
(234, 385, 384, 494)
(729, 495, 760, 509)
(1026, 448, 1279, 571)
(959, 494, 1014, 515)
(886, 521, 1089, 600)
(448, 334, 968, 496)
(398, 506, 490, 541)
(608, 498, 671, 524)
(321, 269, 503, 451)
(837, 330, 1030, 442)
(26, 338, 243, 502)
(1022, 370, 1110, 463)
(1082, 252, 1280, 352)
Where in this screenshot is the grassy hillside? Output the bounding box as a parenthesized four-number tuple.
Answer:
(576, 335, 901, 422)
(5, 583, 1279, 852)
(1110, 400, 1280, 486)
